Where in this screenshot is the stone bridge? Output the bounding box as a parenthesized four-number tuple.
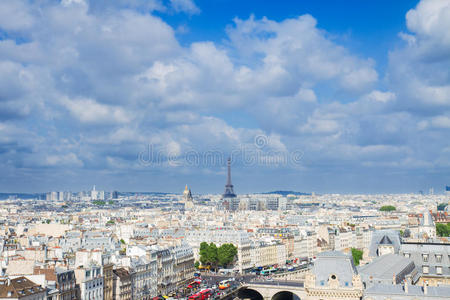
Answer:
(271, 268, 310, 281)
(237, 281, 306, 300)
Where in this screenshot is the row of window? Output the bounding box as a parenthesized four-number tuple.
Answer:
(422, 265, 445, 275)
(88, 280, 103, 289)
(403, 253, 448, 263)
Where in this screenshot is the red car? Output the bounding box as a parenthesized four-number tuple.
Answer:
(188, 292, 202, 300)
(200, 289, 212, 300)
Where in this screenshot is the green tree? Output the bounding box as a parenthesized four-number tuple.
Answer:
(194, 261, 200, 269)
(199, 242, 219, 270)
(120, 239, 126, 244)
(436, 223, 450, 237)
(217, 243, 237, 268)
(207, 243, 218, 269)
(351, 248, 363, 266)
(199, 242, 210, 265)
(437, 203, 448, 211)
(380, 205, 396, 212)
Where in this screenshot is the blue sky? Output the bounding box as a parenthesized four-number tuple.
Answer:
(1, 0, 450, 194)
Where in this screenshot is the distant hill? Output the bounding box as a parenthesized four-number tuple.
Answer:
(262, 191, 311, 196)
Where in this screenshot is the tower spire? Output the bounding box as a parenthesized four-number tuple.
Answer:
(223, 157, 236, 198)
(227, 158, 232, 186)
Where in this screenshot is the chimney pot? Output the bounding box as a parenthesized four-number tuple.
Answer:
(424, 281, 428, 295)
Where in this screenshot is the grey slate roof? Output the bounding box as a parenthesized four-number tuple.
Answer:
(399, 242, 450, 278)
(379, 236, 393, 245)
(359, 254, 415, 286)
(313, 251, 357, 287)
(369, 230, 401, 257)
(365, 283, 450, 298)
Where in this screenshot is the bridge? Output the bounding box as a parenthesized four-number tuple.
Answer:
(236, 280, 306, 300)
(271, 268, 309, 281)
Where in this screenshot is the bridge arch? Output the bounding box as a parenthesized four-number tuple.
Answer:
(237, 288, 264, 300)
(271, 290, 301, 300)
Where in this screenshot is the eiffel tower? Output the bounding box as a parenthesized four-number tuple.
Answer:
(222, 157, 236, 198)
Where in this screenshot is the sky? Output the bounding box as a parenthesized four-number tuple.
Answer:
(1, 0, 450, 194)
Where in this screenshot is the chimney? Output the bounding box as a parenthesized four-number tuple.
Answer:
(424, 281, 428, 295)
(404, 279, 408, 293)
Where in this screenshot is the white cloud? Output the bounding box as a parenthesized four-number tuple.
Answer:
(61, 97, 132, 124)
(45, 153, 84, 167)
(406, 0, 450, 47)
(300, 118, 339, 134)
(388, 0, 450, 111)
(170, 0, 200, 15)
(431, 115, 450, 128)
(296, 88, 317, 103)
(0, 0, 34, 31)
(1, 0, 450, 191)
(226, 15, 378, 93)
(363, 90, 396, 103)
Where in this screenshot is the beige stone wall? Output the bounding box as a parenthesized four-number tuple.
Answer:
(29, 224, 70, 237)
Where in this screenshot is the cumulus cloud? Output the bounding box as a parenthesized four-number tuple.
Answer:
(45, 153, 84, 167)
(61, 97, 132, 125)
(0, 0, 34, 31)
(0, 0, 449, 192)
(406, 0, 450, 48)
(430, 115, 450, 129)
(388, 0, 450, 111)
(170, 0, 200, 15)
(226, 15, 378, 94)
(363, 90, 396, 103)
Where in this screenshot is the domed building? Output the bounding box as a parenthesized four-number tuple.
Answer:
(183, 185, 194, 211)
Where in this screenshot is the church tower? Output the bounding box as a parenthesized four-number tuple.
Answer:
(183, 185, 194, 210)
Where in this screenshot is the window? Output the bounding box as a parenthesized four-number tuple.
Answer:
(423, 266, 429, 274)
(422, 254, 429, 262)
(404, 253, 410, 258)
(436, 266, 443, 275)
(436, 254, 442, 263)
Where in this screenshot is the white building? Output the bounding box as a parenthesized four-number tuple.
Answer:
(185, 229, 252, 273)
(74, 265, 104, 300)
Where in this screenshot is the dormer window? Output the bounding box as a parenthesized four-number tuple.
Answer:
(436, 254, 442, 263)
(422, 254, 429, 262)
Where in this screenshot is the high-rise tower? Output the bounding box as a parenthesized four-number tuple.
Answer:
(221, 158, 239, 211)
(223, 158, 236, 198)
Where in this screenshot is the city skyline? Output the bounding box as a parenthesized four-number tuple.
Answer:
(1, 0, 450, 194)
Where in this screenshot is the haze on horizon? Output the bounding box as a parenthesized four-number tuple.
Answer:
(0, 0, 449, 194)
